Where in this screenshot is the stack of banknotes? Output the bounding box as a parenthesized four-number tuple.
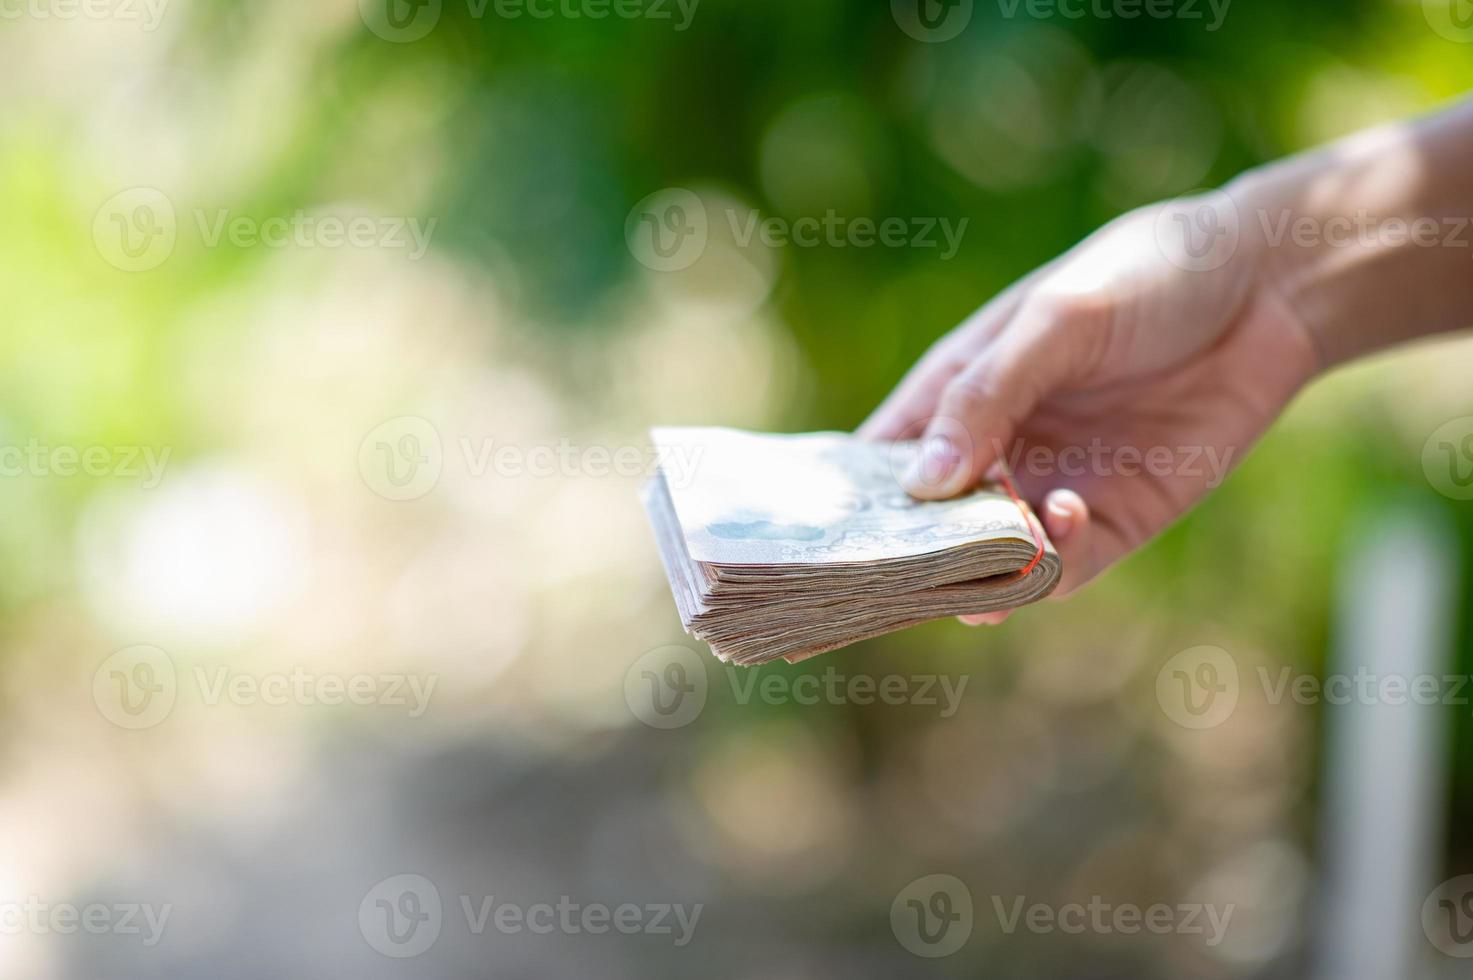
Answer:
(643, 427, 1061, 665)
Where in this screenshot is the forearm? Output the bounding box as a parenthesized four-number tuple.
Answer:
(1230, 95, 1473, 369)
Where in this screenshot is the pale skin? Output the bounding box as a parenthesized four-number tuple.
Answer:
(860, 95, 1473, 624)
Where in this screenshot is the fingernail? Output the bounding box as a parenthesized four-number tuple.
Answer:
(905, 434, 961, 492)
(1046, 496, 1075, 537)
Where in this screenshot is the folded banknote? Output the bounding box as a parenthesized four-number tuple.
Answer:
(643, 427, 1061, 665)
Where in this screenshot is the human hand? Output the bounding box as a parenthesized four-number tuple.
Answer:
(859, 191, 1321, 615)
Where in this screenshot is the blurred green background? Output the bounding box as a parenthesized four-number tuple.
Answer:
(2, 0, 1473, 977)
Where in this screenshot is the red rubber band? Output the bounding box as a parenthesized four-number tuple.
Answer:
(994, 459, 1045, 579)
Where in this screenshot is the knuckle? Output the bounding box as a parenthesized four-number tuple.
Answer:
(1024, 285, 1112, 327)
(939, 372, 1002, 420)
(921, 336, 972, 377)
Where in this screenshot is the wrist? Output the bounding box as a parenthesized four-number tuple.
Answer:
(1221, 168, 1332, 377)
(1223, 100, 1473, 371)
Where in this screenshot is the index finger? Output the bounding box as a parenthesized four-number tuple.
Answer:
(856, 275, 1038, 441)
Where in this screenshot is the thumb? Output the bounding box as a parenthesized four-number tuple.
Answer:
(1039, 487, 1094, 596)
(901, 305, 1074, 499)
(956, 486, 1094, 627)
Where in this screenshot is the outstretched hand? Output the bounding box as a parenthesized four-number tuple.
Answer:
(860, 196, 1320, 619)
